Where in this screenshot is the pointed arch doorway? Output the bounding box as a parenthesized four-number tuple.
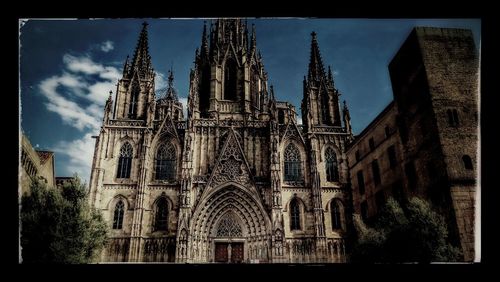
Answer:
(212, 212, 245, 263)
(188, 184, 272, 263)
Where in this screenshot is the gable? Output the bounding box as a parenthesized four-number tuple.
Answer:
(207, 128, 253, 189)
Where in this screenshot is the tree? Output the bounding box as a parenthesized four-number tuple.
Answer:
(20, 176, 108, 263)
(350, 197, 462, 263)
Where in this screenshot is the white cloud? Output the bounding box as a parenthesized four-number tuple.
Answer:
(100, 66, 121, 81)
(38, 53, 121, 132)
(100, 41, 114, 52)
(155, 71, 167, 93)
(179, 97, 188, 117)
(39, 75, 101, 131)
(87, 81, 116, 105)
(63, 54, 103, 75)
(51, 133, 96, 183)
(59, 72, 85, 88)
(37, 51, 121, 181)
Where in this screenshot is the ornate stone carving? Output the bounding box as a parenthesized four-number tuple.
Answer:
(211, 132, 251, 187)
(216, 212, 243, 237)
(108, 120, 146, 127)
(312, 125, 346, 133)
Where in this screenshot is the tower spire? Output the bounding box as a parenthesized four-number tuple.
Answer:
(165, 68, 178, 101)
(302, 31, 342, 127)
(270, 85, 275, 102)
(308, 31, 327, 82)
(201, 21, 209, 59)
(129, 22, 152, 78)
(250, 23, 257, 53)
(122, 55, 130, 76)
(343, 100, 353, 138)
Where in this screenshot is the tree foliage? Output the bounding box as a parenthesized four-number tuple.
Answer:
(20, 177, 108, 263)
(350, 197, 462, 263)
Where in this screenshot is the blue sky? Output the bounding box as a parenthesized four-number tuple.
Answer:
(19, 18, 480, 183)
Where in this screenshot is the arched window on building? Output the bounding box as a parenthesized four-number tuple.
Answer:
(251, 66, 260, 109)
(447, 109, 460, 126)
(278, 110, 285, 124)
(331, 200, 342, 230)
(113, 200, 125, 229)
(224, 58, 237, 101)
(284, 143, 302, 181)
(155, 143, 177, 180)
(154, 198, 169, 231)
(462, 155, 473, 170)
(325, 147, 339, 182)
(117, 142, 133, 178)
(290, 198, 301, 230)
(453, 109, 460, 125)
(128, 82, 140, 118)
(199, 64, 211, 117)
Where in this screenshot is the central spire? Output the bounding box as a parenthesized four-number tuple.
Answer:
(165, 69, 178, 101)
(210, 19, 248, 54)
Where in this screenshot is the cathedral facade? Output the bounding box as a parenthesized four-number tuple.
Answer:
(89, 19, 353, 263)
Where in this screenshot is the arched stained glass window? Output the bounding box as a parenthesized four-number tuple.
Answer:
(216, 213, 243, 237)
(155, 143, 176, 180)
(331, 200, 342, 230)
(284, 143, 302, 181)
(128, 82, 140, 118)
(290, 198, 301, 230)
(154, 198, 169, 231)
(325, 147, 339, 182)
(117, 142, 133, 178)
(224, 58, 237, 101)
(113, 200, 125, 229)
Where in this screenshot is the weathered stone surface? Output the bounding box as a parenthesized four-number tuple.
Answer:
(347, 27, 478, 261)
(89, 20, 350, 263)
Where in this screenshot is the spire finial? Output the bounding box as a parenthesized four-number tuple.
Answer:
(123, 55, 130, 76)
(168, 68, 174, 85)
(328, 66, 333, 82)
(201, 21, 209, 58)
(250, 23, 257, 51)
(165, 67, 178, 101)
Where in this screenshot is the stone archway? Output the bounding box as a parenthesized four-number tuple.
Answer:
(188, 184, 272, 263)
(212, 212, 245, 263)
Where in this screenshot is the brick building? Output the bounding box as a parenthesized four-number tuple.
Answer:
(347, 27, 479, 261)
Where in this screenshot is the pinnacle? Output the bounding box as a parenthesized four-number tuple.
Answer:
(308, 31, 327, 83)
(165, 69, 178, 101)
(129, 22, 152, 78)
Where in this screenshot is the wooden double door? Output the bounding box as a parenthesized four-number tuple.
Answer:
(214, 242, 244, 263)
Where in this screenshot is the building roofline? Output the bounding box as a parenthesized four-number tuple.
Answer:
(347, 100, 396, 151)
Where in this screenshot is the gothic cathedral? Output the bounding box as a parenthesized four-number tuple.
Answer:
(89, 19, 354, 263)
